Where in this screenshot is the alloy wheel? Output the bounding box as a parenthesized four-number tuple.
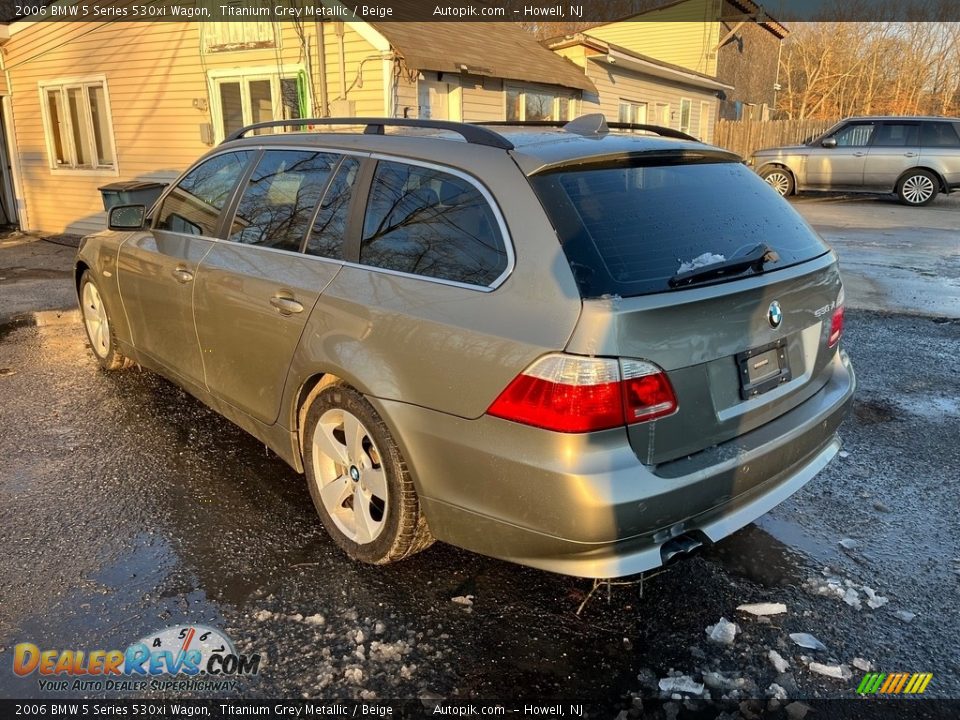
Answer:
(901, 174, 935, 205)
(310, 408, 388, 545)
(81, 281, 110, 359)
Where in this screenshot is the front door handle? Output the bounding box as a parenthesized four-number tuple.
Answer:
(270, 295, 304, 315)
(904, 152, 918, 158)
(853, 151, 866, 157)
(171, 268, 194, 283)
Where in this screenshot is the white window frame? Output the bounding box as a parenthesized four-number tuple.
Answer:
(38, 75, 119, 176)
(618, 99, 648, 125)
(504, 84, 577, 122)
(700, 101, 711, 140)
(207, 65, 310, 143)
(679, 98, 692, 134)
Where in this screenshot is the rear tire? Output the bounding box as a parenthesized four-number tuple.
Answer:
(303, 382, 433, 565)
(79, 270, 131, 371)
(897, 169, 938, 206)
(760, 166, 795, 197)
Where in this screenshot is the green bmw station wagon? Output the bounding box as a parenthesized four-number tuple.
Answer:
(76, 116, 855, 578)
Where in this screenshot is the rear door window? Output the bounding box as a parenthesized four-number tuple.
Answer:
(228, 150, 339, 252)
(873, 123, 920, 146)
(155, 151, 253, 236)
(531, 160, 830, 298)
(305, 156, 361, 260)
(359, 160, 508, 287)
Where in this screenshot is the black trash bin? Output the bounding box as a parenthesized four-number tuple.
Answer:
(98, 181, 167, 212)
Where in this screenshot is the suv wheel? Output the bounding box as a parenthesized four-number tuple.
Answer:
(897, 169, 938, 206)
(303, 383, 433, 564)
(760, 167, 794, 197)
(79, 271, 131, 371)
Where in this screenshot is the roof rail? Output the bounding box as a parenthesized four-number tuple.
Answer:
(222, 117, 515, 150)
(479, 115, 698, 142)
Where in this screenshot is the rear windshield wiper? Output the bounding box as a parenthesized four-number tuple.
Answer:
(669, 244, 781, 288)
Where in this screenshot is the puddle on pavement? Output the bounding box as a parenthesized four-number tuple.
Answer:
(701, 518, 828, 588)
(0, 309, 81, 342)
(0, 266, 74, 282)
(853, 398, 897, 424)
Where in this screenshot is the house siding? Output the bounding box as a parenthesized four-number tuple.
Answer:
(584, 0, 722, 77)
(4, 20, 386, 235)
(582, 60, 718, 142)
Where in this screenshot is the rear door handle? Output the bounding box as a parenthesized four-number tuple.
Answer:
(270, 295, 304, 315)
(171, 268, 194, 283)
(904, 152, 918, 157)
(853, 151, 866, 157)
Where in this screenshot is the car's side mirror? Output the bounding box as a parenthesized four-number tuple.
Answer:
(821, 138, 837, 149)
(108, 204, 146, 231)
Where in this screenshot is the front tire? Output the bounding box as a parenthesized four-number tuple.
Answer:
(760, 166, 795, 197)
(79, 270, 130, 371)
(897, 169, 938, 206)
(303, 382, 433, 565)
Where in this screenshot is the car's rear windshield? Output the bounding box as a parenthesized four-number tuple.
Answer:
(530, 159, 831, 298)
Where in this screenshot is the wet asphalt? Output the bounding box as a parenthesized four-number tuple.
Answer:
(0, 208, 958, 708)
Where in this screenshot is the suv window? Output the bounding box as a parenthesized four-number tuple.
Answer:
(359, 160, 507, 286)
(920, 122, 960, 147)
(156, 151, 253, 236)
(832, 123, 875, 147)
(229, 150, 339, 252)
(531, 160, 830, 298)
(873, 123, 919, 147)
(305, 156, 361, 260)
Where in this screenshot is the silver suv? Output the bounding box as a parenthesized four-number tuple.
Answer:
(749, 116, 960, 206)
(77, 115, 855, 578)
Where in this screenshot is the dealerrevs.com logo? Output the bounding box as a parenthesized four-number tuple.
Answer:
(13, 625, 261, 692)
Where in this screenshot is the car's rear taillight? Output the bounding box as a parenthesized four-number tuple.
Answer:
(828, 288, 845, 348)
(487, 354, 677, 433)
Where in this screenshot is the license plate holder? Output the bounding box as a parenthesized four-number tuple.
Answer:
(737, 338, 791, 400)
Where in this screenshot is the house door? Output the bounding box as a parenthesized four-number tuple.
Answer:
(0, 100, 18, 226)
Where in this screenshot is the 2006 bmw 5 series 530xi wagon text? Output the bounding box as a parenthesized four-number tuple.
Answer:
(75, 115, 855, 578)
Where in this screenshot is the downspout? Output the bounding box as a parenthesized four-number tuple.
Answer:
(314, 21, 329, 116)
(0, 46, 28, 231)
(334, 21, 346, 102)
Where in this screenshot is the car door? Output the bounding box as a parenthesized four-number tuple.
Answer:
(117, 150, 255, 386)
(863, 121, 921, 190)
(805, 121, 875, 189)
(192, 149, 361, 425)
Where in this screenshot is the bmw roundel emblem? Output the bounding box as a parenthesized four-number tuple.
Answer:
(768, 301, 783, 329)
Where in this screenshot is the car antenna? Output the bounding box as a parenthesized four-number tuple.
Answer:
(564, 114, 609, 137)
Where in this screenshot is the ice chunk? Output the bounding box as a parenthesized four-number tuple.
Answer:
(838, 538, 859, 549)
(862, 587, 888, 609)
(658, 676, 705, 696)
(808, 662, 850, 680)
(842, 588, 862, 610)
(768, 650, 790, 673)
(894, 610, 916, 622)
(785, 701, 811, 720)
(303, 613, 325, 626)
(677, 252, 725, 275)
(253, 610, 273, 622)
(451, 595, 474, 607)
(767, 683, 789, 701)
(705, 617, 739, 645)
(852, 658, 873, 672)
(789, 633, 827, 651)
(738, 602, 787, 616)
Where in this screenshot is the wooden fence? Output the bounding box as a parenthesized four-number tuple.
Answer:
(714, 119, 840, 159)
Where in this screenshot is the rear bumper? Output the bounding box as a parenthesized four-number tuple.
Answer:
(375, 350, 856, 578)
